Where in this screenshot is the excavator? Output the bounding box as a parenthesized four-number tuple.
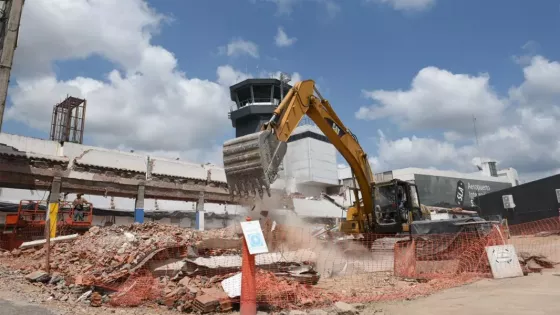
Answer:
(222, 80, 423, 235)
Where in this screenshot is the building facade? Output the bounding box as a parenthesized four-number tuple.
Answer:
(338, 166, 516, 209)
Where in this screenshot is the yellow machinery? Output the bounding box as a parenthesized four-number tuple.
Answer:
(222, 80, 422, 234)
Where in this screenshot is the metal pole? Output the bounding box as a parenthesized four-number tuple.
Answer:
(0, 0, 25, 132)
(45, 223, 50, 273)
(240, 217, 256, 315)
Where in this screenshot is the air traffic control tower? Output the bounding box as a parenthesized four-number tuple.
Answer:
(228, 78, 292, 138)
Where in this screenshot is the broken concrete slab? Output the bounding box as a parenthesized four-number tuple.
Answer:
(334, 301, 358, 315)
(197, 238, 241, 250)
(178, 276, 191, 287)
(149, 259, 186, 277)
(25, 270, 50, 283)
(19, 234, 79, 249)
(308, 310, 329, 315)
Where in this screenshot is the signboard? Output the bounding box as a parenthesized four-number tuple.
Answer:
(454, 180, 466, 206)
(485, 245, 523, 279)
(556, 189, 560, 204)
(240, 220, 269, 255)
(413, 174, 512, 208)
(502, 195, 515, 209)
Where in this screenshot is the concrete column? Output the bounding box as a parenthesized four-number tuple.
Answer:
(134, 184, 145, 223)
(0, 0, 25, 132)
(47, 177, 62, 238)
(195, 191, 205, 231)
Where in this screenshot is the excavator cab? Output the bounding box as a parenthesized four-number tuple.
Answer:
(373, 179, 422, 234)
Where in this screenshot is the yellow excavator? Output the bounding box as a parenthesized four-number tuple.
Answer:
(222, 80, 423, 235)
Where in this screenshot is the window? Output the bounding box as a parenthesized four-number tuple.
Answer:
(287, 131, 330, 144)
(488, 162, 498, 177)
(409, 186, 420, 208)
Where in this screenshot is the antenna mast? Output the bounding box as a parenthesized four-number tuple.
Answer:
(472, 114, 480, 148)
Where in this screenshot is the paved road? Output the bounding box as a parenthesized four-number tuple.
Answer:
(0, 299, 55, 315)
(377, 271, 560, 315)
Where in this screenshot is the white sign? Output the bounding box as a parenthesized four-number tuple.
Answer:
(556, 189, 560, 204)
(240, 220, 269, 255)
(502, 195, 515, 209)
(485, 245, 523, 279)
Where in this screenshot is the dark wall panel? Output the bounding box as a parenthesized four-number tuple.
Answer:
(414, 174, 512, 208)
(475, 174, 560, 225)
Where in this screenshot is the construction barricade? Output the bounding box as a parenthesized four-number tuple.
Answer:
(0, 217, 558, 312)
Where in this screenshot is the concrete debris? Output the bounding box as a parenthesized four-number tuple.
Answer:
(518, 252, 557, 273)
(90, 291, 102, 307)
(334, 301, 358, 315)
(19, 234, 79, 249)
(535, 231, 560, 237)
(25, 270, 50, 283)
(2, 222, 332, 312)
(77, 290, 92, 302)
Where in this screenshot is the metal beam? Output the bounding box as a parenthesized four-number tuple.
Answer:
(0, 169, 242, 204)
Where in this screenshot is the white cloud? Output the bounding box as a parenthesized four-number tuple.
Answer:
(509, 56, 560, 109)
(356, 67, 507, 136)
(5, 0, 270, 164)
(369, 131, 474, 173)
(216, 65, 252, 87)
(371, 0, 436, 11)
(220, 38, 260, 58)
(260, 0, 340, 17)
(262, 71, 303, 85)
(12, 0, 166, 78)
(274, 27, 297, 47)
(364, 56, 560, 181)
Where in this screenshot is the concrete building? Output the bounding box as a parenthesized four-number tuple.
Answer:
(277, 124, 339, 196)
(228, 78, 340, 198)
(338, 165, 518, 209)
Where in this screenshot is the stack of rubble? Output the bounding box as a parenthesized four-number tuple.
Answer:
(10, 223, 223, 282)
(0, 222, 328, 312)
(518, 252, 558, 273)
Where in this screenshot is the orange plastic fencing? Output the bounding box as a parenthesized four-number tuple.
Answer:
(0, 218, 558, 312)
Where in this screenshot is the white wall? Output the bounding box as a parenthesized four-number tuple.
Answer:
(0, 133, 60, 156)
(498, 168, 520, 186)
(281, 125, 338, 194)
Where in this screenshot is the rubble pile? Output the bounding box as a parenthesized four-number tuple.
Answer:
(256, 270, 334, 309)
(0, 223, 332, 312)
(518, 252, 558, 273)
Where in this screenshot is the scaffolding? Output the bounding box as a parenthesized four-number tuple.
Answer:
(50, 96, 87, 144)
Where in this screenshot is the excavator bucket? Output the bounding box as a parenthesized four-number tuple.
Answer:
(222, 130, 287, 198)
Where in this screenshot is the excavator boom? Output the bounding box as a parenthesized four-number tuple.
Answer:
(222, 80, 376, 231)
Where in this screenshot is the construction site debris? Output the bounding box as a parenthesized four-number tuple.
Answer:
(518, 252, 558, 273)
(535, 231, 560, 237)
(256, 270, 334, 309)
(19, 234, 79, 249)
(25, 270, 50, 283)
(334, 301, 358, 315)
(89, 291, 102, 307)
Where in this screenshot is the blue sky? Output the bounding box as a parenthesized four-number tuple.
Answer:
(5, 0, 560, 179)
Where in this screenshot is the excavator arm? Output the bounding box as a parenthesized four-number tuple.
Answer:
(222, 80, 376, 232)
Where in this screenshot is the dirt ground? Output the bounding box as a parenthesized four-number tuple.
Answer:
(0, 270, 559, 314)
(375, 271, 560, 315)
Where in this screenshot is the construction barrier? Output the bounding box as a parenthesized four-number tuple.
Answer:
(0, 217, 558, 312)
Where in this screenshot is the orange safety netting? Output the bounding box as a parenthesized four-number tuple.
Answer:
(1, 217, 559, 311)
